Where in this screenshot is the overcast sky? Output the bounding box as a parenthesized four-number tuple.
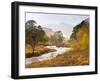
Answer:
(26, 12, 89, 38)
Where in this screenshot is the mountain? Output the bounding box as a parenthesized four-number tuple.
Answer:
(42, 23, 73, 38)
(84, 18, 89, 25)
(42, 27, 55, 37)
(70, 18, 89, 39)
(69, 18, 89, 50)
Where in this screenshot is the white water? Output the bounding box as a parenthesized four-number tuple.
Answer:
(25, 46, 71, 65)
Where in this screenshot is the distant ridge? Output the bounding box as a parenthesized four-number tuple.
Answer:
(42, 27, 55, 37)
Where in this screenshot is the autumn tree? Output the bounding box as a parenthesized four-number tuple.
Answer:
(25, 20, 47, 54)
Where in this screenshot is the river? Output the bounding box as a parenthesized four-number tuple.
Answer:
(25, 46, 71, 65)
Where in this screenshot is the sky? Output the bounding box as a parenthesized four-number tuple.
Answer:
(25, 12, 89, 38)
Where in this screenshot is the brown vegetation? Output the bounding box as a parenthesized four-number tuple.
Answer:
(26, 49, 89, 68)
(25, 44, 56, 58)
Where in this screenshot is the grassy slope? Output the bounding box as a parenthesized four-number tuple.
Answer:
(26, 49, 89, 68)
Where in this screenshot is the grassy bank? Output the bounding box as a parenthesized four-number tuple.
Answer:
(25, 45, 56, 58)
(26, 49, 89, 68)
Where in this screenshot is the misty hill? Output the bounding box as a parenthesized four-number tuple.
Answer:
(69, 18, 89, 50)
(42, 23, 73, 38)
(42, 27, 55, 37)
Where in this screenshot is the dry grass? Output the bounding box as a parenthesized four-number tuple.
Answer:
(26, 49, 89, 68)
(25, 44, 55, 58)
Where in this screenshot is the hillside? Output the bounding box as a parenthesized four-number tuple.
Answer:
(69, 18, 89, 50)
(42, 27, 55, 37)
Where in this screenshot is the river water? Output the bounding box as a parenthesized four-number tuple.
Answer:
(25, 46, 71, 65)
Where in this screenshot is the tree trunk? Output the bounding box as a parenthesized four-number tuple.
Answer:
(31, 42, 35, 55)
